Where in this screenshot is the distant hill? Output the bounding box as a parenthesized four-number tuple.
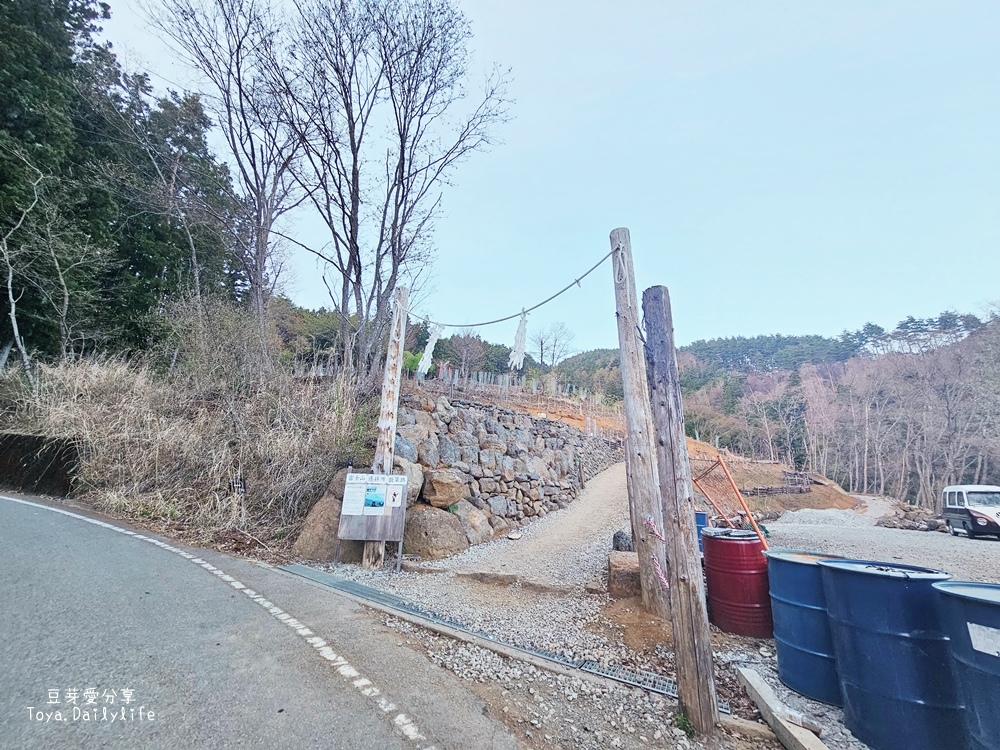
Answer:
(681, 334, 859, 373)
(556, 334, 859, 400)
(557, 348, 622, 399)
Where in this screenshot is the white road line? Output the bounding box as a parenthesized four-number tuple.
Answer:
(1, 494, 433, 748)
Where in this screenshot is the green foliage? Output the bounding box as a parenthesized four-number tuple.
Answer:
(271, 297, 342, 361)
(482, 341, 512, 373)
(403, 351, 422, 372)
(681, 334, 859, 374)
(557, 348, 623, 399)
(720, 373, 745, 415)
(1, 0, 246, 358)
(407, 320, 430, 352)
(673, 712, 694, 737)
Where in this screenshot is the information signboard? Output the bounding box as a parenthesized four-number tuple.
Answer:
(336, 472, 408, 570)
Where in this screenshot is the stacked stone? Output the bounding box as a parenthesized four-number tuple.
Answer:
(875, 504, 942, 532)
(394, 394, 623, 558)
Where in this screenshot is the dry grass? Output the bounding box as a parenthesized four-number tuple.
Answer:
(0, 301, 376, 542)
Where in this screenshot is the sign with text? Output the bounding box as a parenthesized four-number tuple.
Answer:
(341, 474, 407, 517)
(337, 473, 408, 543)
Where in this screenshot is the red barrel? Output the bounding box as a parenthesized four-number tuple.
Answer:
(703, 528, 773, 638)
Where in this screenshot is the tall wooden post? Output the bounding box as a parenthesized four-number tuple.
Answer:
(363, 286, 408, 569)
(610, 228, 671, 619)
(642, 285, 719, 734)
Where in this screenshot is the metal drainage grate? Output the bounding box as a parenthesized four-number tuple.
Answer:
(580, 661, 678, 697)
(578, 663, 730, 714)
(281, 564, 728, 712)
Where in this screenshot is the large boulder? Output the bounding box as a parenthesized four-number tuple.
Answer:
(403, 505, 469, 559)
(396, 424, 428, 446)
(525, 456, 551, 480)
(478, 434, 507, 454)
(393, 457, 424, 507)
(422, 468, 470, 508)
(452, 499, 493, 546)
(292, 468, 362, 562)
(488, 514, 509, 535)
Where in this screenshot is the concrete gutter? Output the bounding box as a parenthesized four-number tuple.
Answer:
(736, 668, 830, 750)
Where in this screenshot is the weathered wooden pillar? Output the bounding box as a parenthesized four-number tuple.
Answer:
(643, 284, 719, 734)
(610, 228, 671, 619)
(363, 286, 408, 569)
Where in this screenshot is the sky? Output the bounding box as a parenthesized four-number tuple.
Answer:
(103, 0, 1000, 354)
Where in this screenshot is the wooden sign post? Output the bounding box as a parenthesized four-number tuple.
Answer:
(362, 286, 408, 569)
(642, 284, 719, 734)
(609, 228, 672, 620)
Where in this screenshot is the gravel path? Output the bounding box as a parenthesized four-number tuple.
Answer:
(330, 463, 635, 663)
(434, 461, 632, 586)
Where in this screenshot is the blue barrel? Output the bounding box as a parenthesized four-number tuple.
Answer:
(764, 551, 843, 705)
(817, 560, 965, 750)
(695, 511, 708, 553)
(934, 581, 1000, 750)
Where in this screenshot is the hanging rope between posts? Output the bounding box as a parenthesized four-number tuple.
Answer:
(402, 249, 615, 329)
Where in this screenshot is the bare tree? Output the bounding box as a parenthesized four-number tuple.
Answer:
(448, 328, 484, 379)
(532, 321, 575, 368)
(529, 327, 550, 369)
(148, 0, 303, 352)
(88, 78, 225, 311)
(21, 198, 107, 359)
(0, 146, 43, 386)
(273, 0, 508, 371)
(548, 322, 575, 366)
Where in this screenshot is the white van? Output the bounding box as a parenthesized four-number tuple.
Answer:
(941, 485, 1000, 538)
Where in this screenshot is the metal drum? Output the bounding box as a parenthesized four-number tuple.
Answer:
(695, 511, 708, 553)
(764, 551, 843, 705)
(934, 581, 1000, 750)
(818, 560, 966, 750)
(702, 528, 772, 638)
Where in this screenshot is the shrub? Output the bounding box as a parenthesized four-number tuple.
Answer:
(0, 300, 377, 537)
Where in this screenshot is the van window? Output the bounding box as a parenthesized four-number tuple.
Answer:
(959, 492, 967, 507)
(967, 491, 1000, 507)
(947, 491, 957, 507)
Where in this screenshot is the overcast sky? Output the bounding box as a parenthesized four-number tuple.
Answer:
(104, 0, 1000, 353)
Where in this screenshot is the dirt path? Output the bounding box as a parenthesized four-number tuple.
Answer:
(851, 494, 897, 519)
(435, 462, 631, 587)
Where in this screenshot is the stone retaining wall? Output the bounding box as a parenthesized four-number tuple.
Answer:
(393, 393, 623, 558)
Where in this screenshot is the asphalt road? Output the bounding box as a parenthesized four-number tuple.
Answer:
(0, 493, 519, 750)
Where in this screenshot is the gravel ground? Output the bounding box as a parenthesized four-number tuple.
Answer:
(767, 514, 1000, 583)
(311, 471, 995, 750)
(757, 500, 1000, 750)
